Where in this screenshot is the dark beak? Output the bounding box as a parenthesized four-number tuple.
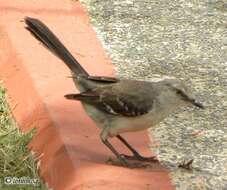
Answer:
(191, 99, 204, 109)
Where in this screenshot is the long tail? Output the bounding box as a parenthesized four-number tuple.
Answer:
(25, 17, 89, 77)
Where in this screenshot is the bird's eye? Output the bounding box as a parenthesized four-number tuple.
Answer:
(175, 88, 189, 100)
(176, 89, 182, 95)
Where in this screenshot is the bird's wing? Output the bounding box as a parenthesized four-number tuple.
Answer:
(65, 85, 154, 117)
(86, 76, 120, 83)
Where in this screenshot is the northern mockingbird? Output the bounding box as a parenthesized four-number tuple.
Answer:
(25, 17, 204, 168)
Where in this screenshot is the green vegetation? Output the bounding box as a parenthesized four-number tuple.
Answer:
(0, 84, 48, 190)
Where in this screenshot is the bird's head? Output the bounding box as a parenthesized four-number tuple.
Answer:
(163, 79, 204, 109)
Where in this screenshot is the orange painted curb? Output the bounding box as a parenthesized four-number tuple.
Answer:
(0, 1, 175, 190)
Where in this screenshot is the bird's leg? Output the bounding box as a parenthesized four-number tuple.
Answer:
(100, 128, 131, 167)
(101, 137, 129, 166)
(116, 135, 158, 162)
(101, 138, 150, 168)
(100, 130, 149, 168)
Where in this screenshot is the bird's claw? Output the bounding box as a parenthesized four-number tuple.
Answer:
(120, 154, 158, 162)
(120, 158, 150, 168)
(107, 156, 151, 168)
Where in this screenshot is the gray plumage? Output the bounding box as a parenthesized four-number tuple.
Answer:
(25, 17, 204, 167)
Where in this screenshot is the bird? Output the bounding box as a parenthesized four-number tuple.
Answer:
(25, 17, 204, 168)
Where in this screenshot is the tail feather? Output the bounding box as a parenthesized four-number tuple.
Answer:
(25, 17, 89, 77)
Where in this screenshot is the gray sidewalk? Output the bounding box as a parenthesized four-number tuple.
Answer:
(81, 0, 227, 189)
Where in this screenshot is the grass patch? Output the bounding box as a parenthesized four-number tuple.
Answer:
(0, 84, 48, 190)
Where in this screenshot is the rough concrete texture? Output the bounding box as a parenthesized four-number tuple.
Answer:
(0, 1, 175, 189)
(81, 0, 227, 189)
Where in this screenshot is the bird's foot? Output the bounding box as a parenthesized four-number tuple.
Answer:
(178, 159, 193, 170)
(107, 156, 151, 169)
(120, 159, 151, 169)
(120, 153, 158, 162)
(126, 162, 150, 169)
